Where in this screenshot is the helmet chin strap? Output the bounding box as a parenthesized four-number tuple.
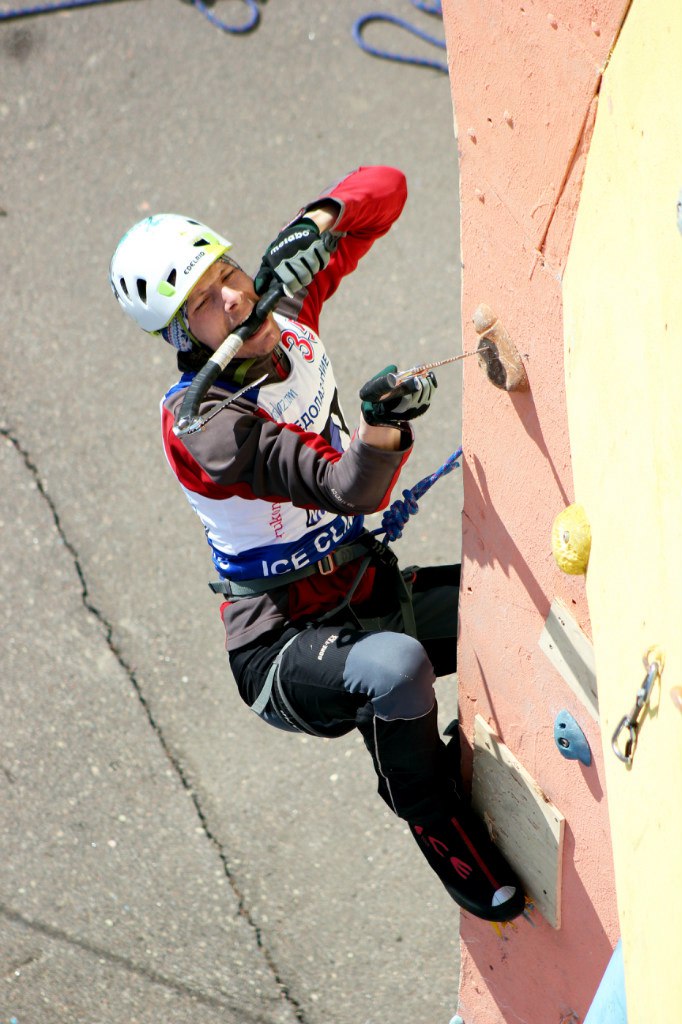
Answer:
(231, 357, 258, 384)
(160, 306, 199, 352)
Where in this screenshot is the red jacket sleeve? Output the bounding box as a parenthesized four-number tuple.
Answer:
(294, 165, 408, 334)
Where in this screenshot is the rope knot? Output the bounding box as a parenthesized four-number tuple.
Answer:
(374, 447, 463, 542)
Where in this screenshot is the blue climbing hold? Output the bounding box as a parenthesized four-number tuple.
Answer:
(554, 710, 591, 766)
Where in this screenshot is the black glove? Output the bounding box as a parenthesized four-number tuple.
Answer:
(254, 217, 338, 295)
(361, 365, 438, 428)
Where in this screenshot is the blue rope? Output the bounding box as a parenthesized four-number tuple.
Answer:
(352, 0, 448, 75)
(0, 0, 261, 32)
(192, 0, 260, 34)
(373, 446, 463, 542)
(0, 0, 121, 17)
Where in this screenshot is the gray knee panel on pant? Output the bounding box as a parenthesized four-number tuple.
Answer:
(343, 632, 436, 721)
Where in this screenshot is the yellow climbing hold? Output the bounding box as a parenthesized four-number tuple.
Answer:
(551, 504, 591, 575)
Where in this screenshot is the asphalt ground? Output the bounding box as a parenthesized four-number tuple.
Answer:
(0, 2, 464, 1022)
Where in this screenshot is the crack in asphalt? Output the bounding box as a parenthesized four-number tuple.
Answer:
(1, 427, 309, 1024)
(0, 902, 274, 1023)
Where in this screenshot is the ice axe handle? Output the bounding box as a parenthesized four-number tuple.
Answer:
(174, 282, 284, 436)
(359, 371, 418, 403)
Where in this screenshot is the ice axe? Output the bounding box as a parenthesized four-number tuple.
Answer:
(173, 281, 285, 437)
(360, 304, 530, 402)
(359, 351, 483, 404)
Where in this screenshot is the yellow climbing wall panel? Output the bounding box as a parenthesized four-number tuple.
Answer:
(562, 1, 682, 1020)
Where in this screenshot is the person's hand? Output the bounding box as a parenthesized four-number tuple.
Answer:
(361, 366, 438, 428)
(254, 218, 338, 295)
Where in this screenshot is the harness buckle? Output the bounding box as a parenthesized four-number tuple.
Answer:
(317, 553, 336, 576)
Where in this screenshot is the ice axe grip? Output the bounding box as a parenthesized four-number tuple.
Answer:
(359, 370, 425, 404)
(359, 372, 397, 403)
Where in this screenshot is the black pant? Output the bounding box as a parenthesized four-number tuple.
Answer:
(230, 565, 459, 824)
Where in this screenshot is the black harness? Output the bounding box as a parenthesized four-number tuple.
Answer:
(211, 530, 418, 732)
(209, 530, 417, 637)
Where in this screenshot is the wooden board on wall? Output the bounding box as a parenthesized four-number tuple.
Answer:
(539, 597, 599, 721)
(472, 715, 565, 928)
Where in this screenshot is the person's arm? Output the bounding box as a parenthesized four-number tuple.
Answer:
(303, 165, 407, 241)
(304, 201, 340, 235)
(357, 415, 404, 452)
(303, 168, 412, 457)
(358, 363, 438, 451)
(249, 169, 412, 454)
(292, 182, 420, 454)
(253, 166, 407, 333)
(162, 392, 411, 517)
(296, 166, 407, 334)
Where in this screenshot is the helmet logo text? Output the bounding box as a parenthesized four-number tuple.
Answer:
(184, 251, 206, 275)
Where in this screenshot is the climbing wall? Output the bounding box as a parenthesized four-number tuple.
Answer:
(563, 3, 682, 1020)
(439, 0, 629, 1020)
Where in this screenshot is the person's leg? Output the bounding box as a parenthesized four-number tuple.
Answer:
(392, 566, 526, 919)
(274, 625, 525, 922)
(409, 563, 460, 676)
(360, 563, 461, 780)
(233, 623, 450, 806)
(406, 564, 462, 783)
(361, 563, 460, 675)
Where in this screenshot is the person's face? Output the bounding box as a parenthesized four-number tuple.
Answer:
(185, 259, 281, 356)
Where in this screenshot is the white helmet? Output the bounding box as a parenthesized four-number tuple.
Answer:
(109, 214, 232, 333)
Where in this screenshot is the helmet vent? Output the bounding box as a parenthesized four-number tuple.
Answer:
(136, 278, 147, 304)
(193, 238, 209, 247)
(167, 269, 177, 287)
(118, 277, 129, 299)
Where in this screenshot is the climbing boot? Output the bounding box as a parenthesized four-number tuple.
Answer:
(409, 795, 526, 922)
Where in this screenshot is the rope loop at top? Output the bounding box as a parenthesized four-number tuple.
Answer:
(0, 0, 261, 31)
(0, 0, 119, 18)
(352, 0, 448, 74)
(192, 0, 260, 34)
